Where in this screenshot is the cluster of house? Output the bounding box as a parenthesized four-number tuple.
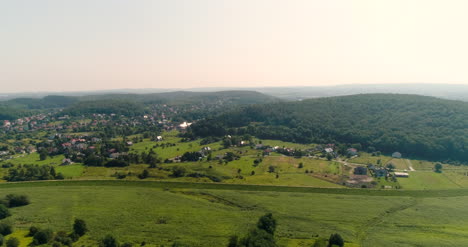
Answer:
(58, 135, 102, 151)
(254, 143, 359, 158)
(0, 145, 37, 161)
(2, 113, 51, 132)
(167, 146, 212, 163)
(354, 163, 409, 178)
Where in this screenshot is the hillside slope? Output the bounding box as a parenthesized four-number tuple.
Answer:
(191, 94, 468, 162)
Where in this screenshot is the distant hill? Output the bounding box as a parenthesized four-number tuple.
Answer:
(191, 94, 468, 162)
(0, 91, 279, 119)
(254, 84, 468, 101)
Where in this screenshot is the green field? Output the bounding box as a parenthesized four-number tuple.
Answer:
(2, 181, 468, 246)
(398, 171, 461, 190)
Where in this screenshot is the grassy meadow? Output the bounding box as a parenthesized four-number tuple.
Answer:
(2, 181, 468, 246)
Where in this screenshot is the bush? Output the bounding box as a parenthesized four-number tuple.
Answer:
(0, 205, 11, 219)
(0, 234, 3, 246)
(138, 170, 149, 179)
(171, 167, 186, 177)
(6, 237, 19, 247)
(55, 230, 73, 246)
(33, 229, 54, 245)
(28, 226, 39, 236)
(0, 222, 13, 235)
(73, 218, 88, 236)
(328, 233, 344, 247)
(4, 194, 30, 207)
(100, 234, 119, 247)
(121, 243, 133, 247)
(257, 213, 277, 235)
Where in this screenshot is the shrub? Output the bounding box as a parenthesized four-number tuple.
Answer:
(0, 234, 3, 246)
(5, 194, 30, 207)
(257, 213, 277, 235)
(55, 230, 73, 246)
(33, 229, 54, 245)
(100, 234, 119, 247)
(328, 233, 344, 247)
(0, 222, 12, 236)
(28, 226, 39, 236)
(6, 237, 19, 247)
(0, 205, 11, 219)
(138, 169, 149, 179)
(73, 218, 88, 236)
(171, 167, 186, 177)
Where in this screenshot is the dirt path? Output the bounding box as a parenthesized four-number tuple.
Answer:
(405, 159, 416, 171)
(356, 198, 419, 246)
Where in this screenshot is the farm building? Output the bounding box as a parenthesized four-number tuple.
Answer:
(353, 166, 367, 175)
(394, 172, 409, 177)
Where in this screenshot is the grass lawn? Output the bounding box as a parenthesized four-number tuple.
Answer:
(0, 153, 65, 166)
(398, 171, 461, 190)
(56, 164, 85, 178)
(350, 153, 392, 166)
(2, 182, 468, 246)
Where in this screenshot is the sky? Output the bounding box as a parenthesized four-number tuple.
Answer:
(1, 0, 468, 93)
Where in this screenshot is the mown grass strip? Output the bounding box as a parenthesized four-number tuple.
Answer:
(2, 180, 468, 197)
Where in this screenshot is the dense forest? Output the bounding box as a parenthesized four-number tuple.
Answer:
(191, 94, 468, 163)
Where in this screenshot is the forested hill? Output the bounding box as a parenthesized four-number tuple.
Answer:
(191, 94, 468, 162)
(0, 91, 279, 119)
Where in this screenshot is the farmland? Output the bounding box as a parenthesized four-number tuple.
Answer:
(2, 181, 468, 246)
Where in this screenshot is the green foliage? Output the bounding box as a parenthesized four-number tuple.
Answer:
(231, 213, 277, 247)
(192, 94, 468, 162)
(328, 233, 344, 247)
(138, 170, 150, 179)
(180, 151, 202, 162)
(4, 165, 62, 182)
(257, 213, 277, 235)
(171, 166, 187, 177)
(73, 218, 88, 236)
(28, 226, 39, 236)
(100, 234, 120, 247)
(313, 238, 328, 247)
(0, 234, 3, 246)
(6, 237, 19, 247)
(0, 205, 11, 219)
(0, 222, 13, 236)
(33, 229, 54, 245)
(238, 229, 277, 247)
(61, 100, 146, 117)
(435, 163, 443, 173)
(54, 230, 74, 246)
(2, 194, 30, 208)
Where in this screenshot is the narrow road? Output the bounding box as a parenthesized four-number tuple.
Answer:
(405, 159, 416, 171)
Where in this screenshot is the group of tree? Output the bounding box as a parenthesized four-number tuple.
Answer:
(4, 165, 64, 182)
(228, 213, 278, 247)
(27, 218, 88, 246)
(0, 194, 30, 247)
(226, 213, 346, 247)
(99, 234, 134, 247)
(191, 94, 468, 163)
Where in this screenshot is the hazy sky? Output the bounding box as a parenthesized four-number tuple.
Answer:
(1, 0, 468, 92)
